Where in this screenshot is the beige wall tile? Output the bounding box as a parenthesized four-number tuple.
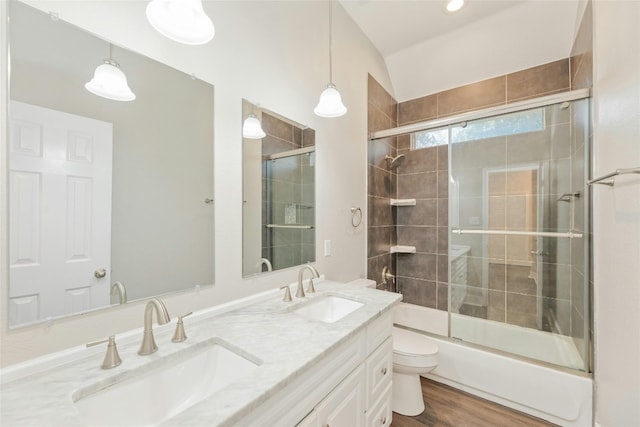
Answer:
(438, 76, 506, 117)
(398, 94, 437, 125)
(507, 59, 570, 102)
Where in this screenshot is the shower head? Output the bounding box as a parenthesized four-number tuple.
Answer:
(385, 154, 406, 170)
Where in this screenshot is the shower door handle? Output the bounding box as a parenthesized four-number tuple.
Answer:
(530, 250, 548, 257)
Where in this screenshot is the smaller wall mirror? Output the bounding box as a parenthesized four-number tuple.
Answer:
(242, 101, 316, 276)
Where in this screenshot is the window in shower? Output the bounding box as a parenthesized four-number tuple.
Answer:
(412, 108, 545, 149)
(449, 98, 590, 372)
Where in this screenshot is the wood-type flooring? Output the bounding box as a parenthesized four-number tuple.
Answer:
(390, 378, 557, 427)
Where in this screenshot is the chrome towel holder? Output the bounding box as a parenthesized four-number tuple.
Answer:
(350, 207, 363, 228)
(588, 167, 640, 186)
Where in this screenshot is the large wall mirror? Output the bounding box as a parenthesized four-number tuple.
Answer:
(242, 100, 315, 277)
(7, 0, 214, 328)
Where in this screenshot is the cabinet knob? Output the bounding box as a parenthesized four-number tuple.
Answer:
(380, 416, 387, 425)
(381, 367, 387, 375)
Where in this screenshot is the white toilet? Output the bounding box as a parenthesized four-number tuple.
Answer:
(391, 326, 439, 416)
(347, 279, 439, 416)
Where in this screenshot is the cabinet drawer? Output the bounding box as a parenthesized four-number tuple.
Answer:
(366, 337, 392, 407)
(366, 382, 392, 427)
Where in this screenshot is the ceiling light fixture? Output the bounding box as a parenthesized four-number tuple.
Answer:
(446, 0, 465, 13)
(243, 113, 266, 139)
(314, 0, 347, 118)
(85, 45, 136, 102)
(146, 0, 214, 45)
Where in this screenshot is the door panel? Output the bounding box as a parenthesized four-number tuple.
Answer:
(9, 101, 113, 325)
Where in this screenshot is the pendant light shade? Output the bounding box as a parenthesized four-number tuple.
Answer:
(146, 0, 214, 45)
(315, 0, 346, 118)
(85, 59, 136, 102)
(314, 84, 347, 118)
(243, 113, 266, 139)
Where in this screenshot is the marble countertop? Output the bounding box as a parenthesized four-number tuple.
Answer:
(0, 280, 401, 426)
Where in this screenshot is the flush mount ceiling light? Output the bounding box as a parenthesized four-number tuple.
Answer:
(445, 0, 466, 13)
(314, 0, 347, 118)
(243, 113, 266, 139)
(146, 0, 214, 45)
(85, 46, 136, 102)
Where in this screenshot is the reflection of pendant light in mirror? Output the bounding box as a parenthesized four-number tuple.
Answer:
(146, 0, 214, 45)
(243, 113, 266, 139)
(85, 45, 136, 102)
(314, 0, 347, 118)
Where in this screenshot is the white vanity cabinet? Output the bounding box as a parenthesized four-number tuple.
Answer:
(313, 365, 367, 427)
(240, 310, 393, 427)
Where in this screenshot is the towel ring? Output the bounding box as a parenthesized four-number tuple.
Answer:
(350, 207, 362, 228)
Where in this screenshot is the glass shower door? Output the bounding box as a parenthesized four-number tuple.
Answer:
(448, 98, 590, 372)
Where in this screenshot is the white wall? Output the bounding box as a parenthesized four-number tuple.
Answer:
(0, 0, 394, 366)
(592, 1, 640, 425)
(386, 1, 578, 102)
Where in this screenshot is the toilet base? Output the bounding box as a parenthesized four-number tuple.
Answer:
(392, 371, 425, 416)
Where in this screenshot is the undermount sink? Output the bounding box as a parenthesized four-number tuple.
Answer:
(294, 295, 364, 323)
(73, 339, 259, 427)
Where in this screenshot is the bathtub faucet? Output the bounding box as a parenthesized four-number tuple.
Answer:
(382, 266, 397, 292)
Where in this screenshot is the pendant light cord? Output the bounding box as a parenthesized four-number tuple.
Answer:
(328, 0, 333, 84)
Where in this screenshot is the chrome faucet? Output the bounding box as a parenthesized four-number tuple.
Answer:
(110, 281, 128, 304)
(138, 298, 171, 355)
(297, 264, 320, 298)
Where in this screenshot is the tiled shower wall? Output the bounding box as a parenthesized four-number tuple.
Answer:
(367, 75, 398, 290)
(368, 58, 581, 316)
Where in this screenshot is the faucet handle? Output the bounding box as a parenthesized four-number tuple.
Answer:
(171, 312, 193, 343)
(86, 335, 122, 369)
(306, 278, 316, 293)
(280, 286, 293, 302)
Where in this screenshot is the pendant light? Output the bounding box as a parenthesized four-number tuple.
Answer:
(314, 0, 347, 118)
(85, 45, 136, 102)
(243, 113, 266, 139)
(146, 0, 214, 45)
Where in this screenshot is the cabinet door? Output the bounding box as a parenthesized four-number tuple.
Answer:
(316, 365, 366, 427)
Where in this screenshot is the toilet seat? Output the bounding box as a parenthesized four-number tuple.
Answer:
(392, 327, 439, 367)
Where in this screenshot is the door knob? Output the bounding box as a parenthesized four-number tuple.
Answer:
(94, 269, 107, 279)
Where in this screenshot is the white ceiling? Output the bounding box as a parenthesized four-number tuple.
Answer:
(340, 0, 581, 102)
(340, 0, 526, 56)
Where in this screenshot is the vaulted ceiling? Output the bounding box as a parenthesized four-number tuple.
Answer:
(340, 0, 581, 102)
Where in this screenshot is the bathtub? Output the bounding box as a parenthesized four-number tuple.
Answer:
(393, 302, 593, 427)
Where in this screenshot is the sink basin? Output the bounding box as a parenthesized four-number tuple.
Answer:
(73, 339, 259, 426)
(294, 295, 364, 323)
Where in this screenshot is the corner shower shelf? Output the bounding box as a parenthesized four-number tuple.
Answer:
(390, 198, 416, 206)
(391, 245, 416, 254)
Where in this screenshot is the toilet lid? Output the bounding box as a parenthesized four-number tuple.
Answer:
(393, 327, 438, 356)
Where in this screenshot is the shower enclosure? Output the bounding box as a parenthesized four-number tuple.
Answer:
(372, 90, 591, 373)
